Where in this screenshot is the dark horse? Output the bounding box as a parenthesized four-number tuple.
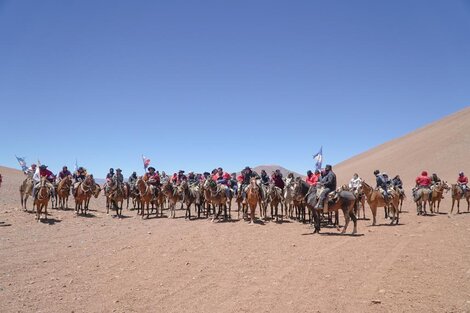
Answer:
(292, 179, 311, 223)
(311, 188, 358, 234)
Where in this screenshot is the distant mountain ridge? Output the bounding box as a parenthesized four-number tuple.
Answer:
(252, 165, 304, 178)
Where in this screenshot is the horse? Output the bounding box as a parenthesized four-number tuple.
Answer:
(74, 175, 94, 215)
(259, 183, 270, 220)
(179, 181, 202, 219)
(203, 179, 230, 222)
(135, 177, 156, 218)
(106, 180, 127, 217)
(246, 178, 261, 224)
(450, 184, 470, 214)
(292, 178, 310, 223)
(19, 177, 34, 211)
(267, 184, 284, 222)
(283, 179, 295, 219)
(235, 181, 247, 220)
(56, 176, 72, 210)
(414, 187, 432, 215)
(396, 187, 406, 212)
(352, 185, 367, 219)
(162, 181, 181, 219)
(35, 177, 52, 221)
(430, 182, 449, 214)
(361, 182, 399, 225)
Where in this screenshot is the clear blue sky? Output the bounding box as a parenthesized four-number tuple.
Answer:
(1, 0, 469, 178)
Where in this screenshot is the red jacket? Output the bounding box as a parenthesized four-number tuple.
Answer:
(458, 176, 468, 184)
(416, 175, 431, 187)
(306, 173, 319, 186)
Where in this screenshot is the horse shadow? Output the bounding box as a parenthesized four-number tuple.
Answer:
(111, 214, 131, 219)
(301, 231, 364, 237)
(40, 218, 61, 225)
(55, 207, 75, 212)
(0, 222, 11, 227)
(80, 213, 96, 218)
(272, 219, 292, 224)
(367, 222, 404, 227)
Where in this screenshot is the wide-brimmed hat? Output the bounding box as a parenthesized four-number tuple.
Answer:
(148, 167, 155, 171)
(39, 165, 47, 169)
(116, 168, 122, 172)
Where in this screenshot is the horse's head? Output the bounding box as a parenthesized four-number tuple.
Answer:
(92, 183, 102, 198)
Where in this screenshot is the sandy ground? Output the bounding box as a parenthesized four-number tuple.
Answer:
(1, 167, 470, 313)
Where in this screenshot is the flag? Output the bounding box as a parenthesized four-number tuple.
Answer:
(142, 155, 150, 169)
(313, 146, 323, 171)
(74, 159, 78, 172)
(15, 155, 28, 172)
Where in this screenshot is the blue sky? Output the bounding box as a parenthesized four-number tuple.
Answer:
(1, 0, 469, 178)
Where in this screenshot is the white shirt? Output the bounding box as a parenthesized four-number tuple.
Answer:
(349, 177, 362, 189)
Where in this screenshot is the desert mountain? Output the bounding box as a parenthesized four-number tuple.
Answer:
(252, 165, 303, 178)
(334, 106, 470, 188)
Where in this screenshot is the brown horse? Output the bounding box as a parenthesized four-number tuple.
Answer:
(106, 180, 127, 217)
(135, 177, 155, 218)
(74, 175, 94, 215)
(450, 184, 470, 214)
(179, 181, 202, 219)
(35, 177, 52, 221)
(162, 181, 181, 218)
(203, 179, 229, 222)
(267, 184, 284, 222)
(430, 182, 449, 214)
(361, 182, 399, 225)
(57, 176, 72, 210)
(246, 178, 261, 224)
(20, 177, 34, 212)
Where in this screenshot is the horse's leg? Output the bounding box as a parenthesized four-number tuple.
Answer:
(341, 208, 350, 234)
(350, 209, 358, 234)
(371, 205, 377, 226)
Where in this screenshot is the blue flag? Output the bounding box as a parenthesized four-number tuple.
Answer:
(313, 147, 323, 171)
(15, 155, 28, 172)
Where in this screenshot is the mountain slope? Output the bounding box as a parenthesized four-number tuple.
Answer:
(334, 106, 470, 187)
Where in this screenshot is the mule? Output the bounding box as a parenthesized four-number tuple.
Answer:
(450, 184, 470, 214)
(20, 177, 34, 212)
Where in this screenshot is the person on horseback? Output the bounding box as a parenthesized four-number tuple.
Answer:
(392, 175, 403, 188)
(413, 170, 432, 201)
(72, 167, 87, 195)
(305, 170, 319, 187)
(188, 172, 198, 185)
(374, 170, 390, 203)
(212, 167, 231, 197)
(33, 165, 55, 199)
(144, 167, 160, 197)
(431, 173, 441, 186)
(457, 171, 468, 194)
(177, 170, 187, 185)
(260, 170, 270, 186)
(314, 164, 337, 210)
(24, 163, 37, 177)
(241, 166, 260, 204)
(349, 173, 362, 190)
(58, 166, 72, 181)
(128, 171, 137, 187)
(272, 170, 285, 190)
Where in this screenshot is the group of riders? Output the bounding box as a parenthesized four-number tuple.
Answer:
(22, 162, 469, 213)
(412, 170, 468, 200)
(24, 164, 92, 200)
